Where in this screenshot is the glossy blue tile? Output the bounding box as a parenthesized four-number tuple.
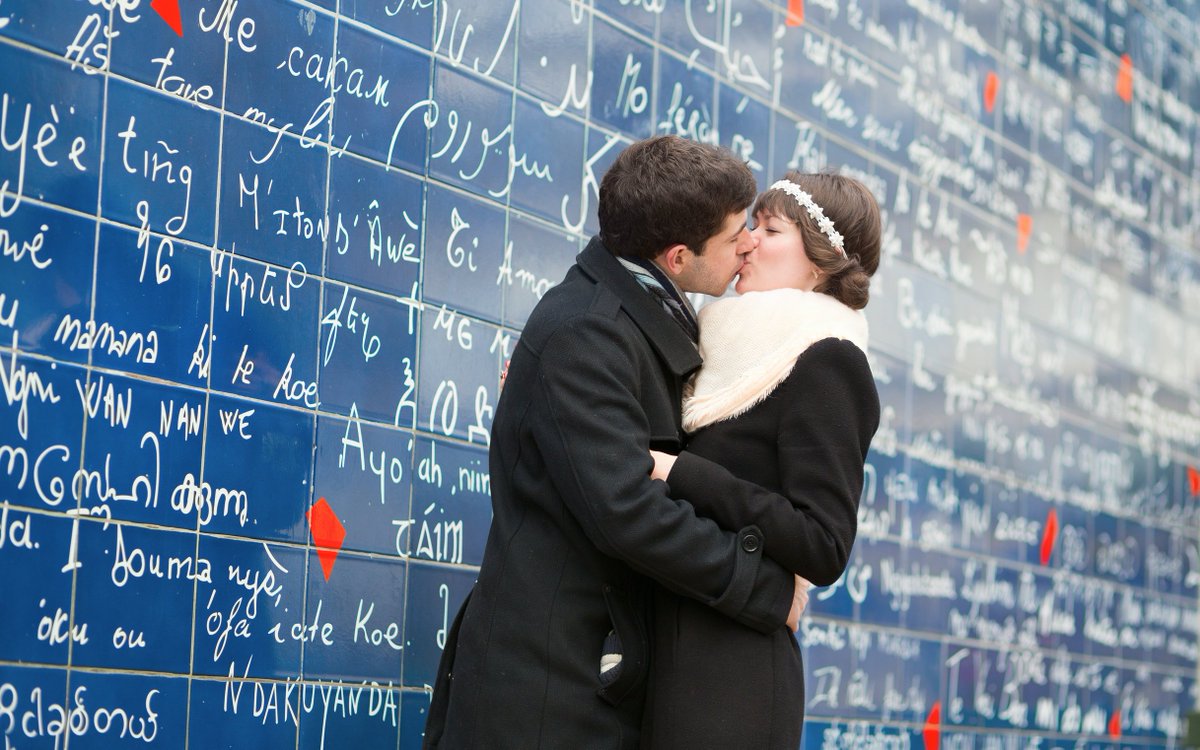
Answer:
(801, 720, 919, 750)
(898, 428, 942, 518)
(217, 116, 328, 270)
(593, 0, 658, 37)
(202, 395, 314, 541)
(657, 0, 717, 72)
(319, 282, 420, 423)
(838, 536, 896, 627)
(895, 548, 960, 636)
(435, 0, 518, 85)
(508, 96, 585, 224)
(0, 664, 68, 748)
(331, 23, 432, 171)
(0, 44, 103, 216)
(408, 437, 490, 567)
(503, 214, 577, 329)
(421, 183, 507, 322)
(772, 110, 826, 177)
(774, 24, 837, 127)
(415, 311, 500, 444)
(426, 63, 514, 200)
(71, 520, 196, 673)
(0, 356, 87, 510)
(193, 535, 307, 678)
(301, 551, 406, 681)
(67, 671, 188, 749)
(102, 79, 219, 244)
(576, 127, 627, 238)
(855, 629, 931, 723)
(297, 680, 401, 750)
(590, 17, 655, 138)
(402, 562, 475, 688)
(718, 0, 775, 89)
(224, 0, 336, 133)
(209, 254, 320, 407)
(0, 511, 73, 664)
(400, 689, 433, 750)
(326, 152, 425, 297)
(3, 0, 1200, 743)
(77, 373, 204, 528)
(92, 223, 213, 384)
(654, 52, 716, 143)
(799, 619, 855, 719)
(0, 201, 95, 362)
(108, 0, 225, 105)
(718, 86, 769, 177)
(857, 450, 905, 545)
(0, 1, 114, 58)
(312, 413, 414, 555)
(188, 677, 300, 748)
(342, 0, 435, 50)
(869, 1, 921, 76)
(517, 0, 589, 113)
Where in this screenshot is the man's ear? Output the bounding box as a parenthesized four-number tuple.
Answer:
(657, 243, 691, 276)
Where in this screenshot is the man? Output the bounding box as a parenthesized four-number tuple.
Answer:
(424, 136, 804, 749)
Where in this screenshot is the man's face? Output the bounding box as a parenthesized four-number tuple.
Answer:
(673, 211, 756, 296)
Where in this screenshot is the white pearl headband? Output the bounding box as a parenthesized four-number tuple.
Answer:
(768, 179, 846, 258)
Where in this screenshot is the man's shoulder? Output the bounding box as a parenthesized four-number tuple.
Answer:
(521, 266, 630, 352)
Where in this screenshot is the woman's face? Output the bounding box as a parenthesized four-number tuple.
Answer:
(737, 211, 820, 294)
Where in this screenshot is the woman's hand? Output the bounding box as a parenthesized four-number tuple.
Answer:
(787, 576, 812, 632)
(649, 449, 677, 482)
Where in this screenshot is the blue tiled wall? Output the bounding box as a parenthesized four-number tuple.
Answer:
(2, 0, 1199, 747)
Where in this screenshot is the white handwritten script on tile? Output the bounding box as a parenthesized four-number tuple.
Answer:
(1, 0, 1198, 747)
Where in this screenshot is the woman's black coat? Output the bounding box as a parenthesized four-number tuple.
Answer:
(645, 338, 880, 749)
(423, 238, 796, 749)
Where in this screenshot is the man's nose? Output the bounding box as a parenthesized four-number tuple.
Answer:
(739, 228, 757, 253)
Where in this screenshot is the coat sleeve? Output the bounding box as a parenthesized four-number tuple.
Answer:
(529, 312, 793, 634)
(666, 338, 880, 586)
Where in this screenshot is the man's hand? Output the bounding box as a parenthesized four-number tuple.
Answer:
(786, 575, 811, 632)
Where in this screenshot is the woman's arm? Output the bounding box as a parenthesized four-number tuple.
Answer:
(664, 338, 880, 585)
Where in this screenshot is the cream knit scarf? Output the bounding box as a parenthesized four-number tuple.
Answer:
(682, 288, 869, 433)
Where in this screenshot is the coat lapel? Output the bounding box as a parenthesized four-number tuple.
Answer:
(576, 238, 703, 379)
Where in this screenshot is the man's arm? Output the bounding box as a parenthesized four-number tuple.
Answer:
(529, 312, 794, 634)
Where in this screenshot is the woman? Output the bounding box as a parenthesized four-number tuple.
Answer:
(642, 171, 882, 749)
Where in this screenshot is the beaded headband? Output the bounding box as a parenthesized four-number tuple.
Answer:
(768, 179, 846, 257)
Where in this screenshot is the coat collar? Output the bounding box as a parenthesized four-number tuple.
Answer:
(683, 289, 869, 432)
(577, 237, 703, 378)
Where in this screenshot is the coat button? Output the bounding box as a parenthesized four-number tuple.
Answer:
(741, 534, 760, 553)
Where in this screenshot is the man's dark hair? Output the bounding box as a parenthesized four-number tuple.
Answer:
(598, 136, 756, 260)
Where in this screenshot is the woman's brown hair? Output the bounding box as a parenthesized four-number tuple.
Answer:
(752, 171, 882, 309)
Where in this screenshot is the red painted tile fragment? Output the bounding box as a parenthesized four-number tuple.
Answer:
(1116, 54, 1134, 103)
(787, 0, 804, 26)
(984, 71, 1000, 113)
(1040, 508, 1059, 566)
(151, 0, 184, 36)
(923, 701, 941, 750)
(1016, 214, 1033, 255)
(306, 497, 346, 581)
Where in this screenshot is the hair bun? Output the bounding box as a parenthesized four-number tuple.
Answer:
(830, 260, 872, 310)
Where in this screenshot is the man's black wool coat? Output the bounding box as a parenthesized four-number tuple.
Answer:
(422, 238, 795, 749)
